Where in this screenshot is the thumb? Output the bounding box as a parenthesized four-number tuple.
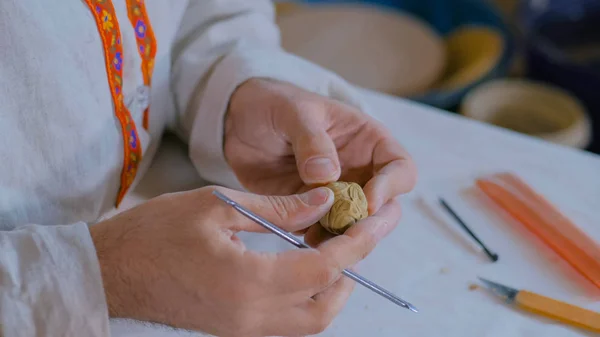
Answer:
(224, 187, 335, 233)
(292, 127, 341, 185)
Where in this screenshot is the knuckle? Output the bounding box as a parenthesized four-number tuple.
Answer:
(314, 259, 340, 288)
(195, 186, 219, 204)
(199, 185, 218, 195)
(358, 246, 370, 261)
(354, 228, 380, 261)
(265, 196, 296, 222)
(292, 97, 324, 114)
(364, 227, 380, 251)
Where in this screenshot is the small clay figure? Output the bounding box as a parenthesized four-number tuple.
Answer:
(319, 181, 368, 235)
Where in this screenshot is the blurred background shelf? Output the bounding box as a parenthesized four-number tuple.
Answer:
(277, 0, 516, 109)
(274, 0, 600, 154)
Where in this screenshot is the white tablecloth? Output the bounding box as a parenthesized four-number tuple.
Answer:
(111, 89, 600, 337)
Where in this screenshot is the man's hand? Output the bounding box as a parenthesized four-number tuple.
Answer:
(225, 78, 416, 242)
(90, 186, 401, 337)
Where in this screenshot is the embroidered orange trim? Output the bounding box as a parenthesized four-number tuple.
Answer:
(85, 0, 143, 207)
(126, 0, 157, 129)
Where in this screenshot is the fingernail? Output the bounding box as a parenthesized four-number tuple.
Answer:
(304, 157, 337, 181)
(300, 187, 332, 206)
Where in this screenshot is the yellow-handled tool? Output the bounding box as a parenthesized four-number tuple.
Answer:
(479, 277, 600, 333)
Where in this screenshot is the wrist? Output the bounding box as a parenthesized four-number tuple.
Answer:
(89, 220, 126, 317)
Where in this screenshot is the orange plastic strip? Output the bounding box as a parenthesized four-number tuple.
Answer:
(126, 0, 157, 129)
(496, 173, 600, 260)
(85, 0, 143, 206)
(476, 173, 600, 289)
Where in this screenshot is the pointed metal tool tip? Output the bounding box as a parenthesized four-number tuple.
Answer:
(477, 277, 496, 287)
(476, 276, 519, 302)
(408, 304, 419, 313)
(477, 277, 499, 290)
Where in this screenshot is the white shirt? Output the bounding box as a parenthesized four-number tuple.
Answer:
(0, 1, 365, 336)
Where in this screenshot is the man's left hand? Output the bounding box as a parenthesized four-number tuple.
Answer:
(224, 78, 417, 243)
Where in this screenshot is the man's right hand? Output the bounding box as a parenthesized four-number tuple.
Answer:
(89, 186, 401, 337)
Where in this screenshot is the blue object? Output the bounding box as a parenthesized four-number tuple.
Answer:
(298, 0, 515, 109)
(519, 0, 600, 153)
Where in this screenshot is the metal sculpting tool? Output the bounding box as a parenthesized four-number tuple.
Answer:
(439, 198, 499, 262)
(213, 190, 418, 313)
(478, 277, 600, 333)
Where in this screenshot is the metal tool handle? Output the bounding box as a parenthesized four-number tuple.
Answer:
(213, 190, 418, 313)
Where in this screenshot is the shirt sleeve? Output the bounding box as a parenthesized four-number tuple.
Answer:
(170, 0, 369, 189)
(0, 223, 110, 337)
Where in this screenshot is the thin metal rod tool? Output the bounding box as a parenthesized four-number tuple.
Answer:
(213, 190, 418, 313)
(439, 198, 499, 262)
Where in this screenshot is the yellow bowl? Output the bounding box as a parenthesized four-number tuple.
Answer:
(275, 1, 303, 17)
(434, 26, 504, 91)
